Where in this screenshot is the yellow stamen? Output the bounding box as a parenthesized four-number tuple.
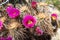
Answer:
(28, 20, 32, 24)
(52, 16, 56, 20)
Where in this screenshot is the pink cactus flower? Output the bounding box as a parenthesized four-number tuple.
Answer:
(36, 27, 43, 35)
(6, 6, 20, 18)
(0, 36, 12, 40)
(51, 13, 57, 20)
(0, 37, 5, 40)
(31, 1, 37, 8)
(22, 15, 37, 28)
(0, 20, 3, 30)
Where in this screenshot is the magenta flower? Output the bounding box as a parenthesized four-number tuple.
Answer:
(0, 37, 5, 40)
(51, 13, 57, 20)
(0, 36, 12, 40)
(31, 1, 37, 8)
(0, 20, 3, 30)
(51, 13, 57, 18)
(6, 36, 12, 40)
(36, 27, 43, 35)
(22, 15, 37, 28)
(6, 6, 20, 18)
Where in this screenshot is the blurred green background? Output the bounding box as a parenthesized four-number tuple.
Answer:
(46, 0, 60, 10)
